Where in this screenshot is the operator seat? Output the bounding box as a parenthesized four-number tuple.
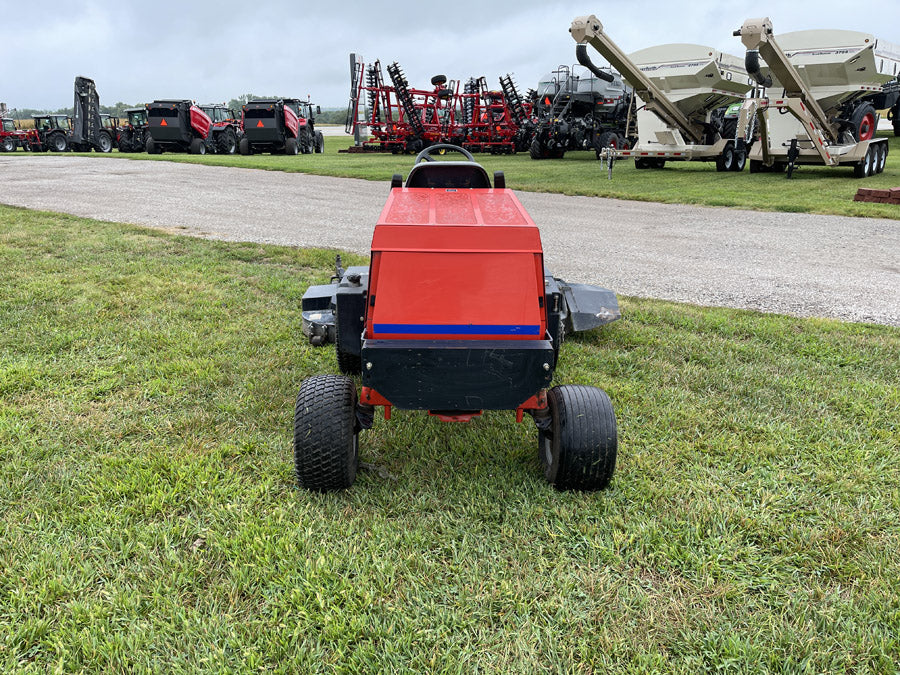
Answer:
(404, 161, 493, 189)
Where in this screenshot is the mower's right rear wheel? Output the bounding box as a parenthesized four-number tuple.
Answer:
(294, 375, 359, 491)
(335, 321, 362, 375)
(539, 385, 617, 491)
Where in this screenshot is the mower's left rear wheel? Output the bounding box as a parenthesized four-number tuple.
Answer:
(294, 375, 359, 491)
(539, 385, 617, 491)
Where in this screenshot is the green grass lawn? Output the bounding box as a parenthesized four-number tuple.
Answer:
(1, 205, 898, 672)
(43, 130, 900, 220)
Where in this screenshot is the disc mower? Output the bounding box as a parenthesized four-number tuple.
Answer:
(296, 144, 621, 492)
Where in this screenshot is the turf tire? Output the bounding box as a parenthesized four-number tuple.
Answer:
(539, 385, 617, 491)
(293, 375, 359, 491)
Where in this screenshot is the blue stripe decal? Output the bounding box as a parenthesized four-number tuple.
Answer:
(374, 323, 541, 336)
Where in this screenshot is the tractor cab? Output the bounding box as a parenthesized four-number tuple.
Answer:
(2, 118, 15, 132)
(33, 114, 69, 132)
(125, 108, 148, 128)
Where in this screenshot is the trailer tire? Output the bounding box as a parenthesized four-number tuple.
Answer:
(1, 137, 14, 153)
(539, 385, 617, 491)
(850, 103, 877, 142)
(315, 131, 324, 153)
(239, 137, 251, 155)
(190, 138, 206, 155)
(285, 138, 299, 155)
(146, 138, 161, 154)
(854, 147, 874, 178)
(875, 143, 887, 174)
(732, 147, 746, 172)
(217, 128, 237, 155)
(293, 375, 359, 491)
(716, 141, 736, 172)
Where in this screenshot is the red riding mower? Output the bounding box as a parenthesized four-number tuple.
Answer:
(297, 144, 620, 491)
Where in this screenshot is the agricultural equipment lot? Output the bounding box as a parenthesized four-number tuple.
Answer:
(1, 150, 898, 326)
(1, 205, 897, 671)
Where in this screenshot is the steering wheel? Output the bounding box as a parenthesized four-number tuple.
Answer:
(414, 143, 475, 163)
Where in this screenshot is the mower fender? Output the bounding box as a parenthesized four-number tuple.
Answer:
(301, 266, 369, 346)
(559, 281, 620, 333)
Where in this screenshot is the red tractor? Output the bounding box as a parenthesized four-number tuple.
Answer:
(0, 117, 29, 152)
(198, 103, 242, 154)
(145, 100, 212, 154)
(297, 145, 620, 491)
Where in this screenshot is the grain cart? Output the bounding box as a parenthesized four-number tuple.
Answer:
(733, 19, 900, 178)
(145, 100, 212, 154)
(530, 55, 633, 159)
(198, 103, 242, 154)
(296, 144, 620, 492)
(117, 107, 149, 152)
(570, 16, 752, 172)
(68, 76, 114, 153)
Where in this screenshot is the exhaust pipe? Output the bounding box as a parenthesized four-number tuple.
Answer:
(576, 44, 615, 83)
(744, 50, 772, 87)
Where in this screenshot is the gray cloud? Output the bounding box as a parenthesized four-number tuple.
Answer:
(3, 0, 898, 110)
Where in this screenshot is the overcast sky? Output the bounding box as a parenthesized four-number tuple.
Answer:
(3, 1, 898, 111)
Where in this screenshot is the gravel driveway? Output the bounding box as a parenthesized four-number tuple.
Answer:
(2, 155, 898, 326)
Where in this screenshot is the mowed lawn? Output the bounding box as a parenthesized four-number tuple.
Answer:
(61, 129, 900, 221)
(1, 205, 899, 672)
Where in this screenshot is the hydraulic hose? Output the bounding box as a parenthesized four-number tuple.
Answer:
(576, 44, 615, 83)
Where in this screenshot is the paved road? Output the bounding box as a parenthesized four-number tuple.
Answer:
(2, 155, 898, 326)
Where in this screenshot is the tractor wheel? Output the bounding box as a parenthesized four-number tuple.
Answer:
(595, 131, 619, 151)
(239, 137, 251, 155)
(293, 375, 359, 491)
(850, 103, 877, 142)
(285, 138, 299, 155)
(48, 133, 68, 152)
(315, 131, 324, 153)
(1, 137, 14, 153)
(97, 131, 113, 153)
(529, 139, 545, 160)
(217, 129, 237, 155)
(190, 138, 206, 155)
(538, 385, 617, 491)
